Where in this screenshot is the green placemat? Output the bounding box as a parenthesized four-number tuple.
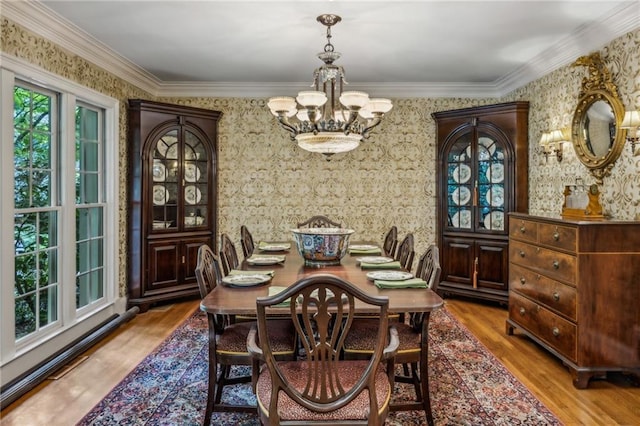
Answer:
(360, 261, 402, 270)
(268, 286, 290, 307)
(349, 248, 382, 255)
(374, 278, 428, 289)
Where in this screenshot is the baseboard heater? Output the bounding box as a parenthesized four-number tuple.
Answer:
(1, 306, 139, 410)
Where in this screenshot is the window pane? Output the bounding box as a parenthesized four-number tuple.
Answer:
(31, 170, 51, 207)
(82, 173, 99, 203)
(14, 169, 30, 209)
(14, 212, 37, 253)
(32, 132, 51, 169)
(15, 294, 36, 339)
(15, 253, 37, 295)
(39, 286, 57, 327)
(90, 239, 103, 269)
(32, 92, 51, 132)
(14, 129, 30, 168)
(90, 207, 103, 237)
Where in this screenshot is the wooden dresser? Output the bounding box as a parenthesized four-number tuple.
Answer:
(506, 213, 640, 388)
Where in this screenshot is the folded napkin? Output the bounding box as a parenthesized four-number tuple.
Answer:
(248, 254, 286, 262)
(374, 278, 428, 289)
(349, 248, 382, 255)
(268, 286, 291, 307)
(258, 241, 291, 250)
(360, 261, 402, 270)
(229, 269, 275, 277)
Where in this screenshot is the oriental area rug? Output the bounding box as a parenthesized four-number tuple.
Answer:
(78, 308, 561, 425)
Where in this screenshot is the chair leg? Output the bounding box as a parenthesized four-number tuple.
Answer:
(204, 321, 217, 426)
(214, 364, 231, 404)
(410, 362, 422, 401)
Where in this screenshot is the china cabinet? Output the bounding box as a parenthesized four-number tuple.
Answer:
(507, 213, 640, 388)
(127, 100, 221, 311)
(433, 102, 529, 303)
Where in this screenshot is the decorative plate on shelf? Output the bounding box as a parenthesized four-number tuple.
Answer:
(221, 274, 272, 287)
(485, 185, 504, 207)
(452, 186, 471, 206)
(184, 185, 202, 205)
(153, 185, 169, 205)
(356, 256, 394, 264)
(486, 163, 504, 183)
(451, 210, 471, 229)
(152, 160, 166, 182)
(366, 271, 414, 281)
(484, 211, 504, 230)
(452, 164, 471, 184)
(184, 163, 201, 182)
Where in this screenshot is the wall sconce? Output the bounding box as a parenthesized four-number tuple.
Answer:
(540, 128, 568, 162)
(620, 110, 640, 154)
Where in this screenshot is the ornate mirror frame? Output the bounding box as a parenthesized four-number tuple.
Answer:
(571, 52, 626, 185)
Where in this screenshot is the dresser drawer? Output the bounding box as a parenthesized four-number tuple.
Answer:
(509, 218, 538, 243)
(509, 240, 576, 284)
(509, 263, 577, 320)
(537, 223, 576, 253)
(509, 292, 577, 362)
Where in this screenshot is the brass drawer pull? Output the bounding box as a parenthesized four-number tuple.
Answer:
(520, 225, 526, 233)
(520, 277, 526, 285)
(553, 232, 560, 241)
(552, 327, 560, 337)
(519, 307, 526, 316)
(553, 292, 560, 301)
(519, 250, 525, 258)
(552, 260, 559, 269)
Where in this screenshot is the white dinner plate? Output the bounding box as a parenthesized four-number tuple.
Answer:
(486, 185, 504, 207)
(356, 256, 394, 264)
(349, 244, 379, 250)
(247, 256, 285, 265)
(184, 185, 202, 204)
(152, 160, 166, 182)
(487, 163, 504, 183)
(222, 274, 272, 287)
(452, 186, 471, 205)
(153, 185, 169, 205)
(366, 271, 414, 281)
(184, 163, 201, 182)
(484, 211, 504, 230)
(452, 164, 471, 184)
(451, 210, 471, 229)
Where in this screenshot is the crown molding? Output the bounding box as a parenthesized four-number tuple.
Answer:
(4, 1, 638, 99)
(3, 0, 160, 95)
(495, 2, 640, 96)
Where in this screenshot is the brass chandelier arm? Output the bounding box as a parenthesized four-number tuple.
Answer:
(274, 114, 299, 139)
(361, 115, 384, 139)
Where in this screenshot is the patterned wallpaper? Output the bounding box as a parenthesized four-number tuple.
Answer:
(2, 18, 639, 297)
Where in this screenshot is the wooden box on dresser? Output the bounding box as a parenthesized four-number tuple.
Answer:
(506, 212, 640, 388)
(433, 102, 529, 304)
(127, 100, 222, 312)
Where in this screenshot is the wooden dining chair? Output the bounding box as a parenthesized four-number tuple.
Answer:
(195, 244, 297, 425)
(247, 274, 399, 425)
(219, 233, 240, 275)
(343, 244, 441, 426)
(383, 225, 398, 257)
(296, 215, 341, 228)
(395, 232, 415, 271)
(240, 225, 255, 258)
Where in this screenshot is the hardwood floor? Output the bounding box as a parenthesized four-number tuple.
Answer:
(1, 297, 638, 425)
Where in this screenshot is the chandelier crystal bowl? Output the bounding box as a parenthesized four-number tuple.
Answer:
(267, 14, 393, 159)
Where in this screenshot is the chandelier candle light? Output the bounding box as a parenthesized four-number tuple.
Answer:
(267, 14, 393, 159)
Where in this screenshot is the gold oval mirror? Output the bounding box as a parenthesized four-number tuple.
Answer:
(571, 52, 626, 185)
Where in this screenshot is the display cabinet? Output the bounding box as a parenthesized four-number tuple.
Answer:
(127, 100, 222, 311)
(433, 102, 529, 303)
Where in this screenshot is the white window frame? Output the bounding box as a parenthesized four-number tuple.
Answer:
(0, 54, 122, 384)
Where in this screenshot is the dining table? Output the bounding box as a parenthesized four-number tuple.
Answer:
(200, 242, 444, 317)
(199, 241, 445, 417)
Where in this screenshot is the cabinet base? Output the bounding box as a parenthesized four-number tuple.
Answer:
(127, 289, 200, 313)
(506, 319, 638, 389)
(437, 281, 508, 304)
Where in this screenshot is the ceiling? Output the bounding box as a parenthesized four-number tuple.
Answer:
(8, 1, 640, 97)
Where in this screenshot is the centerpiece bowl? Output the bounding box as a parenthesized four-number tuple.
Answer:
(291, 227, 355, 267)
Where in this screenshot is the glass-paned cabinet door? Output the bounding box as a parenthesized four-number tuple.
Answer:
(183, 130, 208, 229)
(476, 132, 506, 232)
(152, 130, 179, 231)
(446, 133, 472, 230)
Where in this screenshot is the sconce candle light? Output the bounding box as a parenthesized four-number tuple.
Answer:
(620, 110, 640, 154)
(540, 128, 568, 162)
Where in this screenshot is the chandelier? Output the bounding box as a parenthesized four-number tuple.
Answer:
(267, 14, 393, 159)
